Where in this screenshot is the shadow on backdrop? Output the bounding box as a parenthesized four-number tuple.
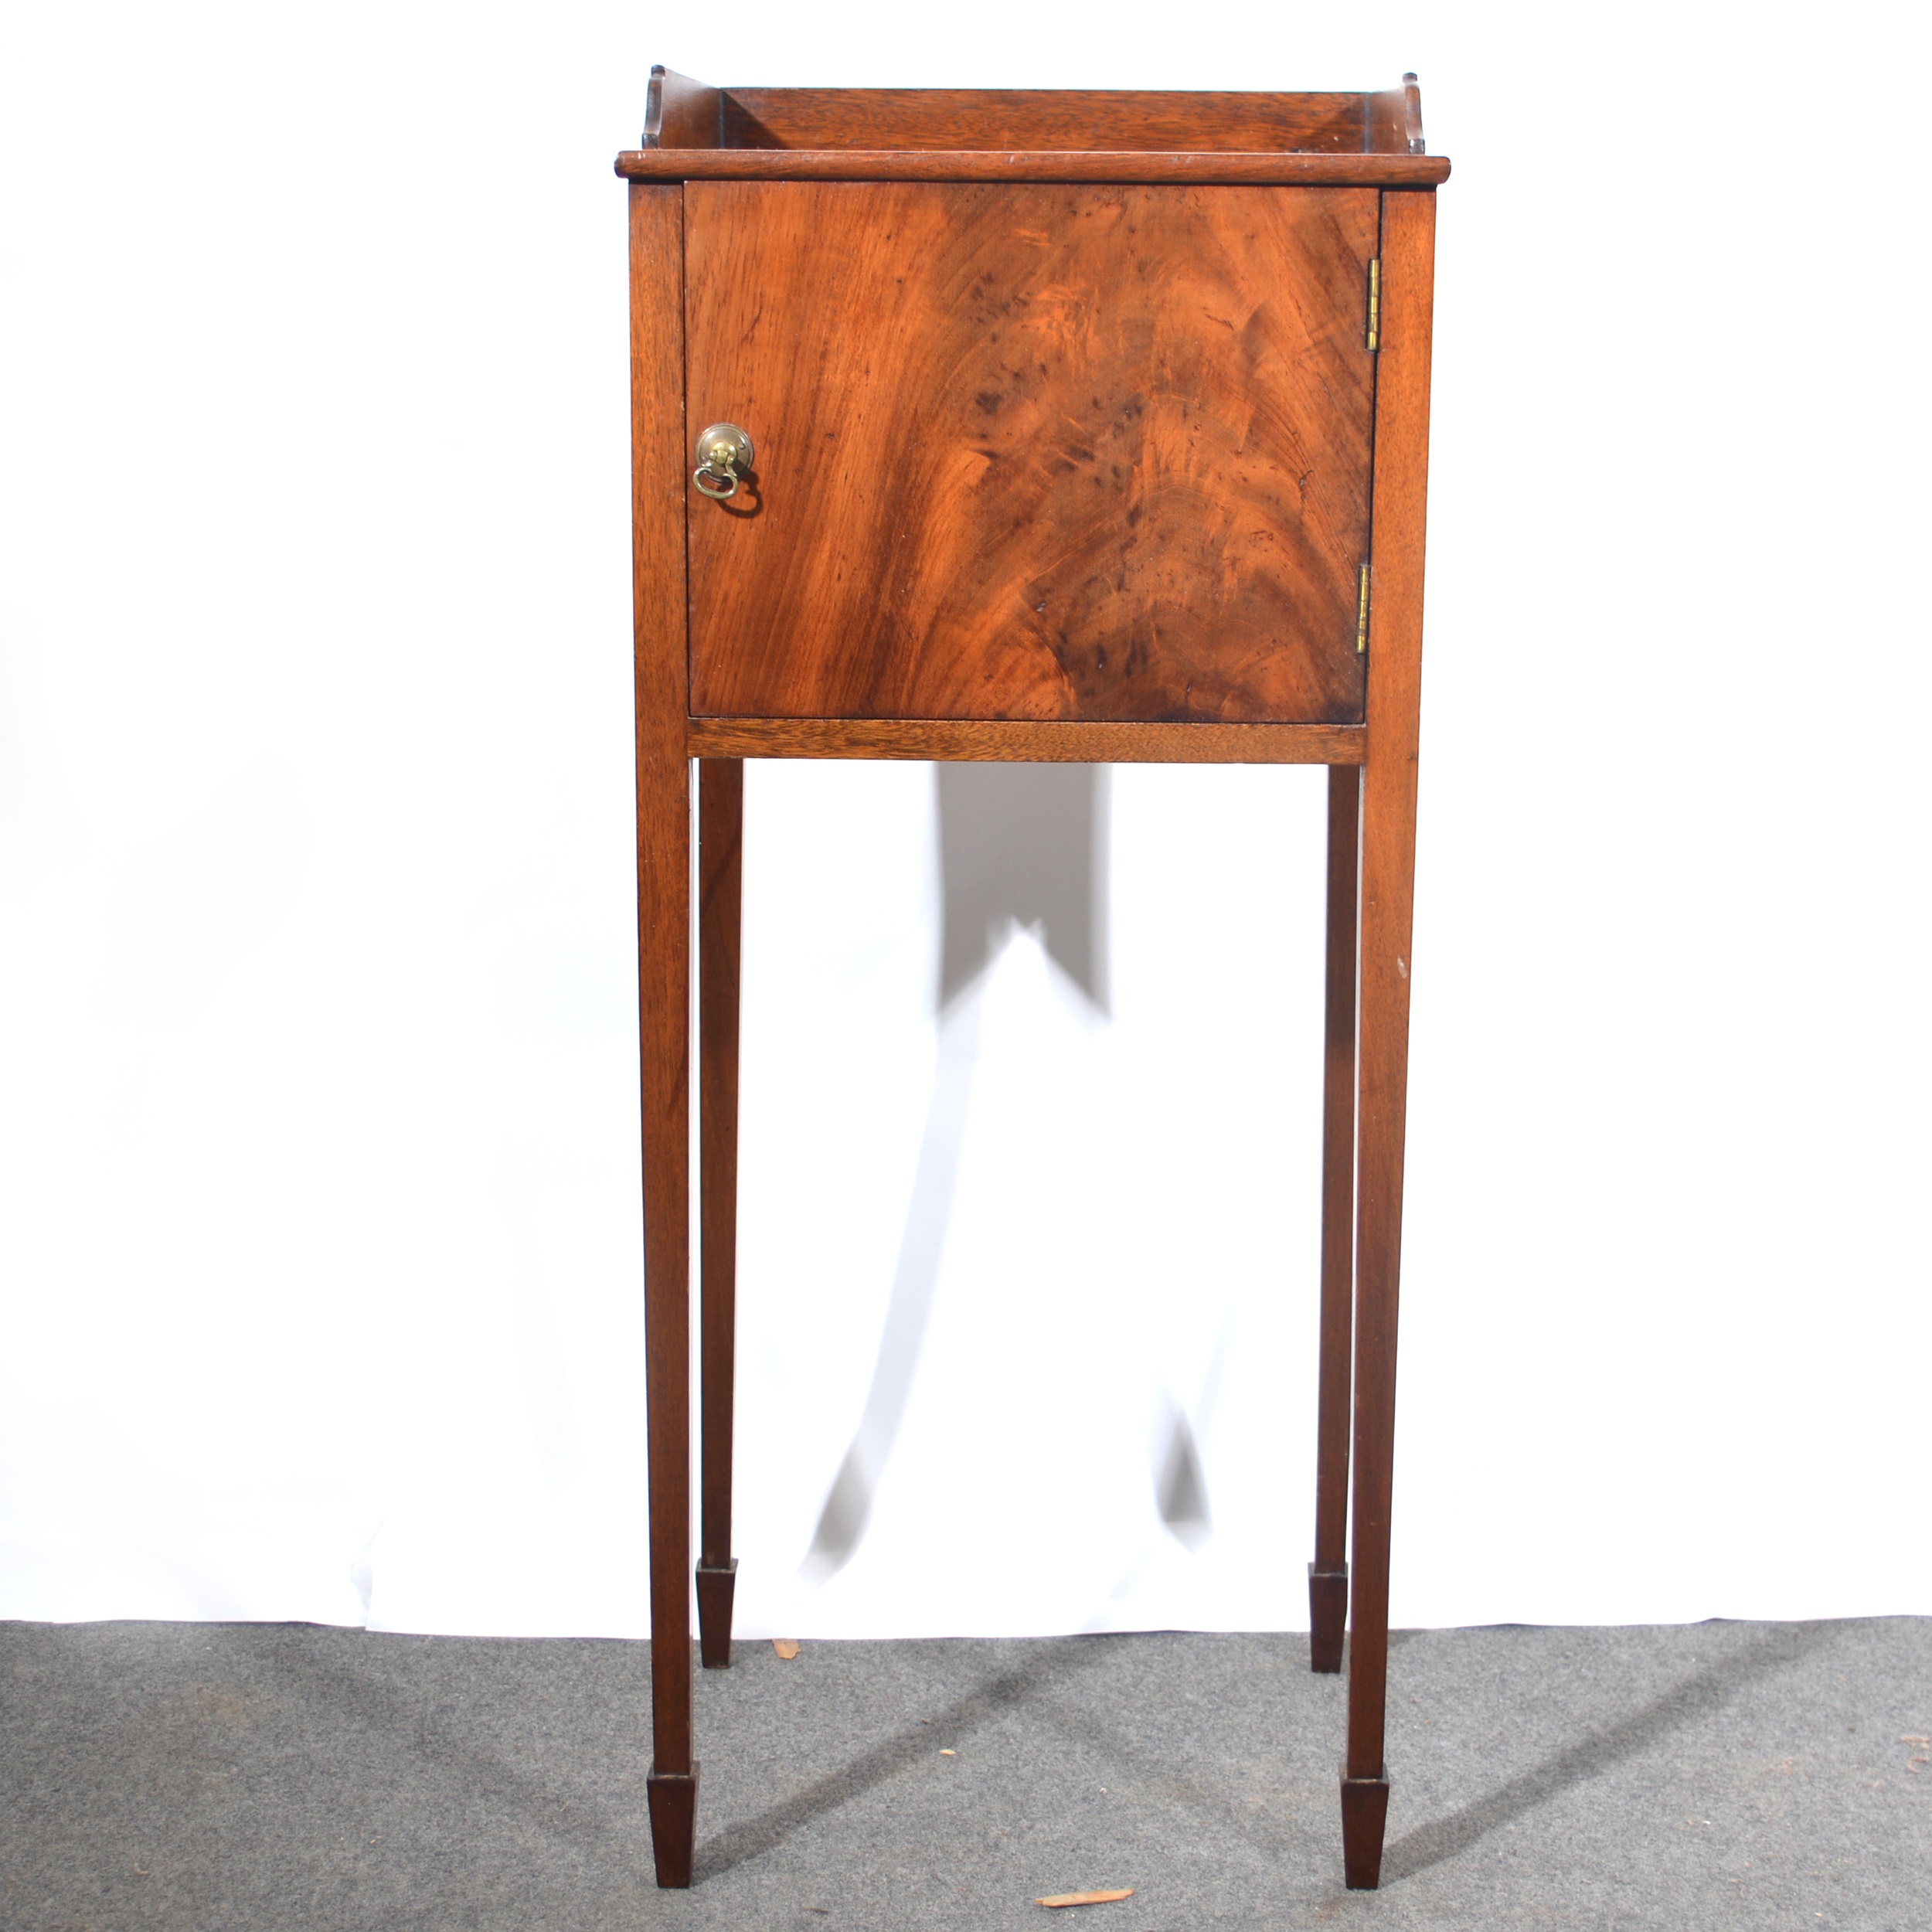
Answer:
(805, 764, 1213, 1580)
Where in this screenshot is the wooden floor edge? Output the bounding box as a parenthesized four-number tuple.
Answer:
(685, 717, 1367, 764)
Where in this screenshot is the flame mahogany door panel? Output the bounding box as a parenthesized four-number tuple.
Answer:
(684, 181, 1378, 723)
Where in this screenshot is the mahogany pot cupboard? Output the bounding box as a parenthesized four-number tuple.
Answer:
(617, 69, 1447, 1893)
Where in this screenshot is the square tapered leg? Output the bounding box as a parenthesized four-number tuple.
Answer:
(1337, 185, 1435, 1891)
(1340, 1769, 1391, 1889)
(1311, 764, 1360, 1675)
(696, 1560, 737, 1671)
(697, 757, 743, 1670)
(1308, 1562, 1350, 1675)
(632, 178, 698, 1887)
(647, 1764, 700, 1887)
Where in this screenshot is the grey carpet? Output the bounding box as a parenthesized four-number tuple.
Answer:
(2, 1617, 1927, 1930)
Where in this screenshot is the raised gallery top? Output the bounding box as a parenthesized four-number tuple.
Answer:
(614, 70, 1451, 186)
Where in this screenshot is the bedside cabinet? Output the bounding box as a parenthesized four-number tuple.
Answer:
(617, 68, 1447, 1891)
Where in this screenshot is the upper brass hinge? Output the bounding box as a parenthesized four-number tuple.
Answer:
(1366, 257, 1381, 352)
(1355, 563, 1371, 655)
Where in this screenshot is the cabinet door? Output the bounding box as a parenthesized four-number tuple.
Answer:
(685, 182, 1377, 724)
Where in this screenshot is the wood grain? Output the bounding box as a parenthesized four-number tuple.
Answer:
(718, 88, 1369, 152)
(630, 182, 696, 1813)
(617, 148, 1450, 185)
(697, 757, 743, 1660)
(685, 717, 1366, 764)
(686, 182, 1378, 725)
(1345, 190, 1437, 1811)
(645, 66, 720, 149)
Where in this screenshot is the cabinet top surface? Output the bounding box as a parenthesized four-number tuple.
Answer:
(615, 71, 1449, 185)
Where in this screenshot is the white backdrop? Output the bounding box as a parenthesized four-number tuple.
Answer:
(2, 0, 1927, 1641)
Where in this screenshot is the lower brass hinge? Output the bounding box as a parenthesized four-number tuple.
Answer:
(1366, 258, 1381, 352)
(1356, 564, 1371, 655)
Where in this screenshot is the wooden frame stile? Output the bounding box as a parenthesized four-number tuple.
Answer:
(629, 175, 699, 1885)
(1339, 183, 1436, 1891)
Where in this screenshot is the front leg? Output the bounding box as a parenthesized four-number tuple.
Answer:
(639, 740, 697, 1884)
(631, 177, 698, 1889)
(1338, 182, 1435, 1893)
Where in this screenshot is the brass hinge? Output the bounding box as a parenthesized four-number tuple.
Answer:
(1355, 563, 1371, 654)
(1366, 257, 1381, 352)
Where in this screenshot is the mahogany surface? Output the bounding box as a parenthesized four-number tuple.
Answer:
(686, 182, 1377, 725)
(624, 69, 1442, 1896)
(645, 67, 720, 151)
(628, 180, 698, 1867)
(634, 69, 1446, 165)
(1340, 1771, 1393, 1890)
(720, 88, 1378, 152)
(618, 149, 1448, 185)
(1343, 188, 1436, 1853)
(634, 66, 1453, 172)
(685, 718, 1366, 763)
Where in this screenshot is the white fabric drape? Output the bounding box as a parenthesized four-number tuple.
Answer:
(2, 0, 1927, 1637)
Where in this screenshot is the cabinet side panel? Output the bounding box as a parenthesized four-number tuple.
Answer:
(685, 181, 1376, 725)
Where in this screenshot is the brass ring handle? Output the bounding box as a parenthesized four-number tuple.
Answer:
(692, 422, 753, 500)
